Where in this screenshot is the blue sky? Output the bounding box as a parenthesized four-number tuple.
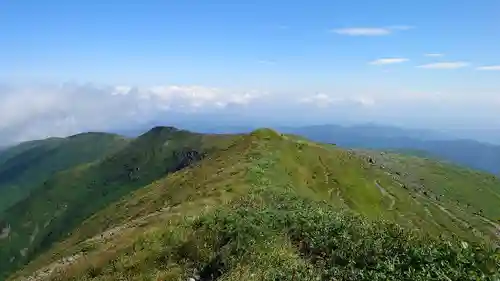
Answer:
(1, 0, 500, 143)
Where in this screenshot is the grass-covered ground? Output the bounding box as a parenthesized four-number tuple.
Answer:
(0, 133, 129, 213)
(0, 127, 237, 278)
(8, 129, 499, 281)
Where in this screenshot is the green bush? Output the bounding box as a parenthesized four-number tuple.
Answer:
(184, 193, 500, 281)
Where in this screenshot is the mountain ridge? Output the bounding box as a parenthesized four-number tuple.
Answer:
(1, 127, 499, 280)
(115, 123, 500, 175)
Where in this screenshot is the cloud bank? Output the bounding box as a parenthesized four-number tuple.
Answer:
(0, 83, 266, 144)
(0, 83, 498, 145)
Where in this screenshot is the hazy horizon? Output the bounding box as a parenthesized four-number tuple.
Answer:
(2, 1, 499, 144)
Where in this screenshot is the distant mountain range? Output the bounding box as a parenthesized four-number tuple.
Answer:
(275, 124, 500, 175)
(111, 123, 500, 175)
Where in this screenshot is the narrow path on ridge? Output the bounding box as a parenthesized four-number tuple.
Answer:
(374, 180, 395, 211)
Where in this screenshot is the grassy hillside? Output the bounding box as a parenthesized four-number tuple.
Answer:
(0, 127, 238, 278)
(0, 133, 129, 213)
(355, 150, 500, 224)
(279, 124, 500, 175)
(6, 129, 499, 281)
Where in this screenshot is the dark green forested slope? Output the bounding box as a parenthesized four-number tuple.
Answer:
(5, 129, 499, 281)
(0, 127, 238, 279)
(0, 133, 129, 213)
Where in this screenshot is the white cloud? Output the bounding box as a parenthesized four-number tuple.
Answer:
(353, 96, 376, 107)
(299, 93, 339, 107)
(2, 82, 497, 145)
(124, 85, 265, 109)
(146, 85, 219, 104)
(111, 86, 132, 96)
(331, 25, 413, 36)
(476, 65, 500, 71)
(424, 53, 444, 57)
(369, 58, 409, 65)
(0, 83, 266, 144)
(332, 27, 391, 36)
(417, 62, 469, 69)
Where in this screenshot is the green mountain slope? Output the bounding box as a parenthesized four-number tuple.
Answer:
(279, 124, 500, 175)
(0, 127, 237, 278)
(0, 138, 63, 166)
(5, 129, 499, 281)
(355, 150, 500, 226)
(0, 133, 130, 213)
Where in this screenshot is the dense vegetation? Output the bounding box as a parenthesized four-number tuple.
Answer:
(0, 133, 129, 213)
(190, 199, 498, 281)
(2, 128, 500, 280)
(0, 127, 237, 278)
(22, 194, 497, 281)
